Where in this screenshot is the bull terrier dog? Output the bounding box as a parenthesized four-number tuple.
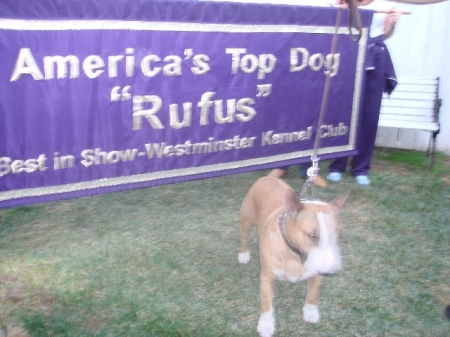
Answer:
(238, 174, 348, 337)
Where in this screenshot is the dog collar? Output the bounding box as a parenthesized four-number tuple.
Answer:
(278, 212, 307, 263)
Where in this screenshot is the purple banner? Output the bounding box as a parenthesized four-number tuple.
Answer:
(0, 0, 372, 208)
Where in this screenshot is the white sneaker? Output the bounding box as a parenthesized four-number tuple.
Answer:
(355, 175, 371, 185)
(327, 172, 343, 182)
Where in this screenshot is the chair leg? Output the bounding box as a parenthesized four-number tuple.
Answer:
(428, 132, 437, 170)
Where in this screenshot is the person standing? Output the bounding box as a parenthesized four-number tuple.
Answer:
(327, 0, 400, 185)
(327, 0, 447, 185)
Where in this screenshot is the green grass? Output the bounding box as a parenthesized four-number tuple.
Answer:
(1, 148, 449, 336)
(374, 147, 448, 174)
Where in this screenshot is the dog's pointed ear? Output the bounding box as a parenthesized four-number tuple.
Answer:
(330, 190, 351, 213)
(283, 190, 304, 213)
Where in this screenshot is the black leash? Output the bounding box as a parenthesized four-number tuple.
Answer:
(301, 3, 363, 200)
(301, 7, 342, 200)
(346, 0, 363, 42)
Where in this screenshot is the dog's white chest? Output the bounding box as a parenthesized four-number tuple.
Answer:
(272, 267, 312, 282)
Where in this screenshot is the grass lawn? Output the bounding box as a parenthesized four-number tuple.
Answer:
(1, 148, 449, 337)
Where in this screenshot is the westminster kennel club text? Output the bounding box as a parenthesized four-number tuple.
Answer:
(0, 124, 348, 175)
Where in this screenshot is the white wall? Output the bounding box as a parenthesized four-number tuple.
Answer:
(376, 1, 450, 154)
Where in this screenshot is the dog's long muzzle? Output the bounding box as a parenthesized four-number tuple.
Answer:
(304, 245, 342, 277)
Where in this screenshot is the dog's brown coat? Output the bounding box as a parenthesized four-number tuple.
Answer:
(238, 175, 348, 336)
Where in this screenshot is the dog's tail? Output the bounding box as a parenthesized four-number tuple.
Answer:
(267, 168, 328, 187)
(267, 169, 286, 178)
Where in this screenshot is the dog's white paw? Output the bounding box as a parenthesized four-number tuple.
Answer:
(302, 303, 320, 323)
(238, 251, 250, 264)
(257, 309, 275, 337)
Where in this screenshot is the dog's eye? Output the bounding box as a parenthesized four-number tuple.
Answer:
(305, 232, 319, 242)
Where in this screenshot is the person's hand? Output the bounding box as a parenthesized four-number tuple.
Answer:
(335, 0, 374, 9)
(335, 0, 350, 8)
(384, 10, 401, 30)
(334, 0, 348, 8)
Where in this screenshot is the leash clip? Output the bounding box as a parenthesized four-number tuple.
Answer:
(306, 155, 320, 180)
(300, 155, 320, 201)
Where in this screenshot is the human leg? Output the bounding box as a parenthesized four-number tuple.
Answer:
(350, 45, 387, 180)
(327, 156, 349, 182)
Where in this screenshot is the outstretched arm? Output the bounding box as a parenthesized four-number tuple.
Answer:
(340, 0, 447, 6)
(391, 0, 447, 4)
(383, 11, 401, 39)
